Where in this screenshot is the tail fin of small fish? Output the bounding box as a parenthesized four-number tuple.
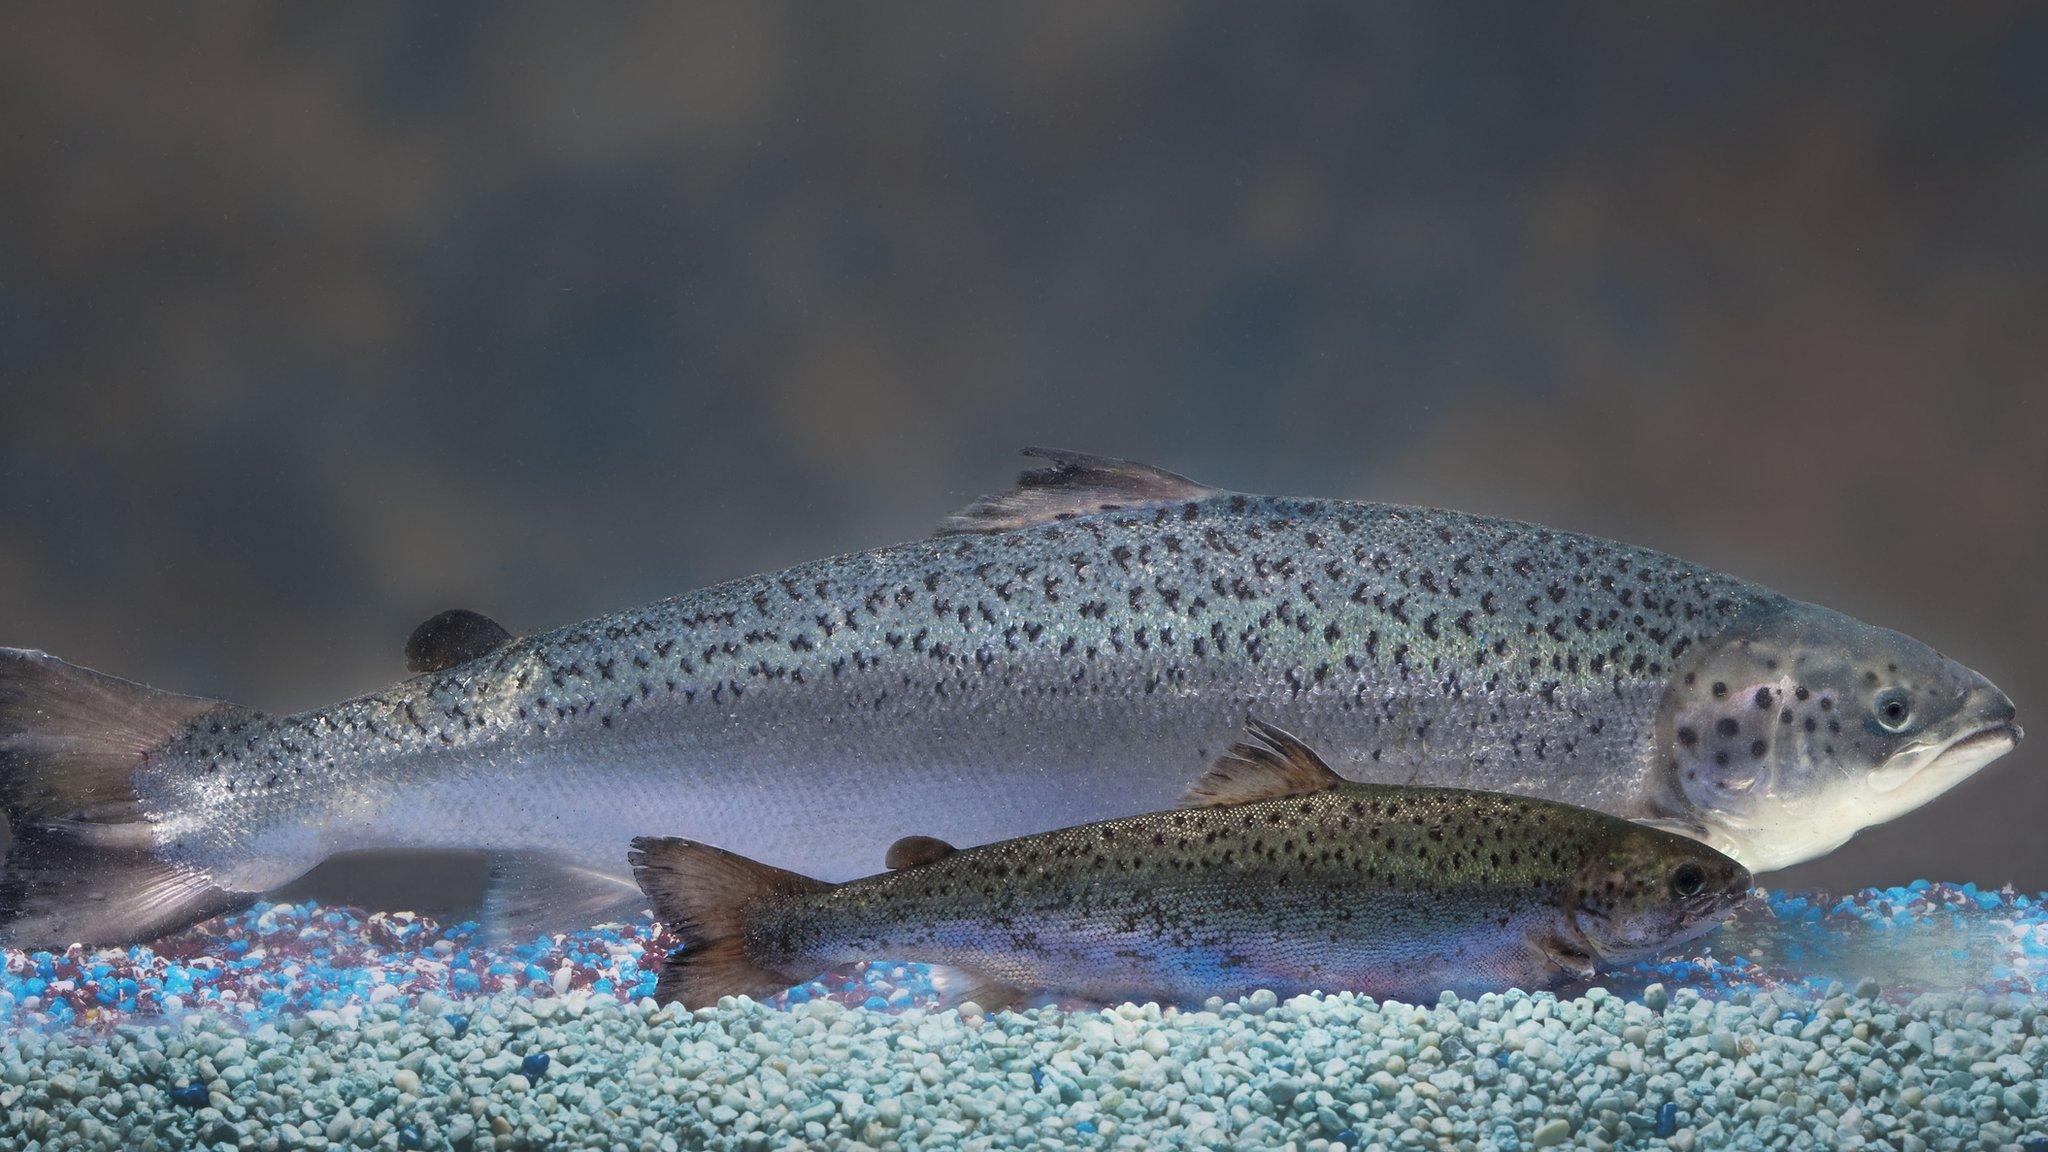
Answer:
(628, 836, 832, 1008)
(0, 648, 252, 947)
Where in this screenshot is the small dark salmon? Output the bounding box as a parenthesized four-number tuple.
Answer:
(630, 722, 1752, 1009)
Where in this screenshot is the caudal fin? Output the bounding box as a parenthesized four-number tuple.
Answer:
(0, 648, 250, 947)
(627, 836, 831, 1008)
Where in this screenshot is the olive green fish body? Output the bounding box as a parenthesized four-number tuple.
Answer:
(633, 726, 1753, 1008)
(765, 789, 1617, 1004)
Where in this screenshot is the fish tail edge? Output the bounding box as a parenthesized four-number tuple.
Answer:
(628, 835, 831, 1008)
(0, 647, 254, 947)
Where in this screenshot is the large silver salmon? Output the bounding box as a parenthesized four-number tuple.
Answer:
(628, 722, 1752, 1009)
(0, 449, 2019, 946)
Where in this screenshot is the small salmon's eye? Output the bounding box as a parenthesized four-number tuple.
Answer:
(1669, 863, 1706, 899)
(1875, 688, 1913, 733)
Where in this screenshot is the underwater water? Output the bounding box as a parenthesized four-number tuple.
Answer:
(4, 882, 2047, 1150)
(5, 8, 2046, 1152)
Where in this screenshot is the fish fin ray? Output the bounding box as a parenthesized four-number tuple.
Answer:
(405, 609, 515, 674)
(0, 830, 244, 949)
(884, 835, 957, 870)
(929, 965, 1028, 1014)
(480, 852, 645, 943)
(1524, 925, 1598, 981)
(1632, 815, 1759, 865)
(937, 447, 1219, 535)
(1179, 719, 1344, 808)
(1633, 815, 1708, 841)
(0, 648, 254, 946)
(628, 836, 831, 1008)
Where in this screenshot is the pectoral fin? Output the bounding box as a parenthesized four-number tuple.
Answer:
(928, 965, 1028, 1015)
(1633, 816, 1757, 865)
(1524, 926, 1598, 981)
(481, 852, 646, 943)
(1634, 816, 1706, 840)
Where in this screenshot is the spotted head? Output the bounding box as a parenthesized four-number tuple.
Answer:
(1650, 598, 2020, 872)
(1568, 826, 1751, 963)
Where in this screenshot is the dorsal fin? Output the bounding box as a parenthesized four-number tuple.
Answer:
(938, 447, 1219, 535)
(885, 835, 958, 870)
(405, 609, 514, 674)
(1179, 719, 1344, 808)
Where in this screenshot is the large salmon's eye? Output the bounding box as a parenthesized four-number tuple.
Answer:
(1669, 863, 1707, 899)
(1875, 688, 1913, 733)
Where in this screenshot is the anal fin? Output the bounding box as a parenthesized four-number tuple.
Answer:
(481, 852, 645, 943)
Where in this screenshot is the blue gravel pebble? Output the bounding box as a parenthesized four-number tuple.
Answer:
(399, 1124, 423, 1149)
(446, 1013, 469, 1038)
(521, 1051, 550, 1081)
(1654, 1102, 1679, 1138)
(167, 1082, 209, 1108)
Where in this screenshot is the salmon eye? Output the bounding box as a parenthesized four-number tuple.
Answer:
(1669, 863, 1706, 899)
(1875, 688, 1912, 733)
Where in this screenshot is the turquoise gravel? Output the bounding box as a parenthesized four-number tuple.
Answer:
(4, 882, 2048, 1150)
(4, 982, 2047, 1150)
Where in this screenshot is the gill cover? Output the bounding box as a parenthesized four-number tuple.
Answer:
(1652, 599, 2019, 872)
(1567, 828, 1750, 962)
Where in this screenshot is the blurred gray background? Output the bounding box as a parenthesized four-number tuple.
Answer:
(1, 4, 2042, 911)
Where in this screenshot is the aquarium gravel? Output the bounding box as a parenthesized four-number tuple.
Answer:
(1, 882, 2046, 1150)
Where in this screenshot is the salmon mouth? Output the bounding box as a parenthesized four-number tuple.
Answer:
(1870, 721, 2021, 796)
(1937, 722, 2022, 763)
